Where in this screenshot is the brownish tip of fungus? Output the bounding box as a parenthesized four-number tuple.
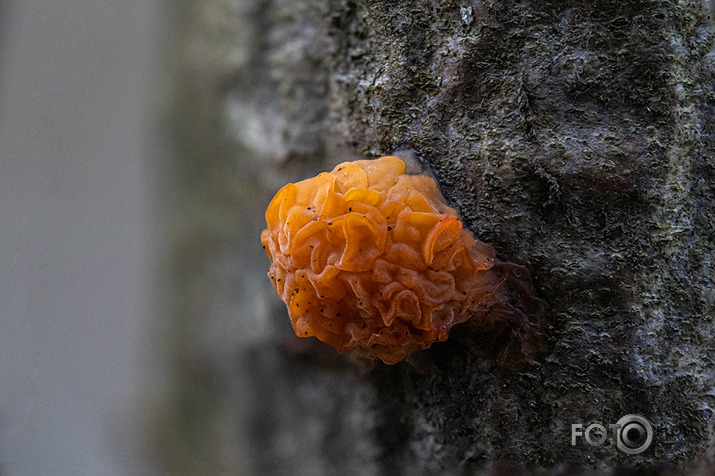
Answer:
(261, 156, 544, 366)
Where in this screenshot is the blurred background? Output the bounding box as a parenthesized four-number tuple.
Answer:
(0, 1, 165, 473)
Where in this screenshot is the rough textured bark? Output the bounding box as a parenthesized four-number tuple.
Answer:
(156, 0, 714, 474)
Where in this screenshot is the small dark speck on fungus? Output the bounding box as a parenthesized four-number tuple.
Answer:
(261, 156, 547, 368)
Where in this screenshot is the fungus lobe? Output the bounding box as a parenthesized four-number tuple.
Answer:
(261, 156, 540, 365)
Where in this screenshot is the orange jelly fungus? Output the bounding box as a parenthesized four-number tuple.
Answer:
(261, 156, 506, 364)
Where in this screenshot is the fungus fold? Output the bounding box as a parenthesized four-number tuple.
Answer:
(261, 156, 514, 364)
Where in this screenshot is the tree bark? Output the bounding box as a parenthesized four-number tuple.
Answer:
(156, 0, 715, 474)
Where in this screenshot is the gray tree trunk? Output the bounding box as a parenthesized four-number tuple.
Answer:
(154, 0, 715, 474)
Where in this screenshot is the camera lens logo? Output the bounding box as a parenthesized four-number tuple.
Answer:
(571, 414, 653, 455)
(614, 414, 653, 455)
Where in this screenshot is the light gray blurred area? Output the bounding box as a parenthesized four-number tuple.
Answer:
(0, 1, 163, 474)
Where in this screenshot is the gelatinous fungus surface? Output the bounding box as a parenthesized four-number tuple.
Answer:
(261, 156, 532, 364)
